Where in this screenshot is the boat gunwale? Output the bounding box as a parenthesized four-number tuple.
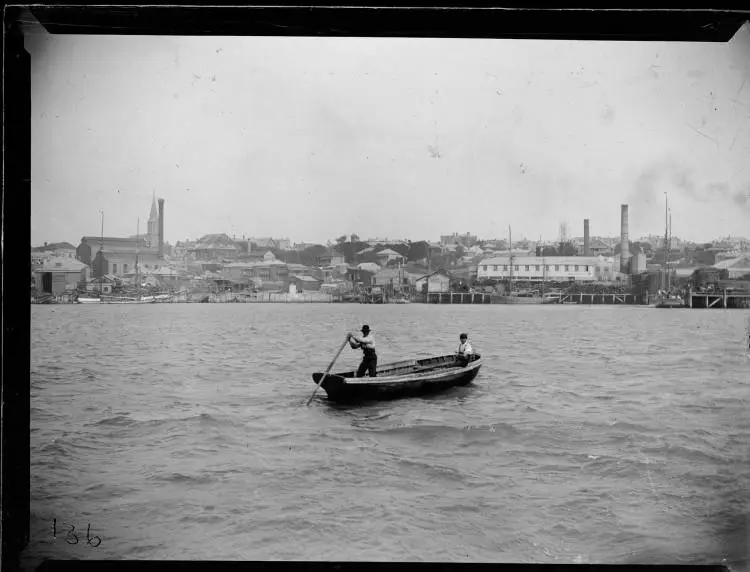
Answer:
(314, 354, 482, 386)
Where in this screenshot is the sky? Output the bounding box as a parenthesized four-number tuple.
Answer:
(26, 18, 750, 248)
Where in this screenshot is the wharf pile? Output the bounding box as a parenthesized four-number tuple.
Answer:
(421, 291, 644, 305)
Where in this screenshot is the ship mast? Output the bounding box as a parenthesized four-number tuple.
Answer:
(664, 192, 669, 292)
(540, 234, 544, 297)
(98, 209, 104, 293)
(508, 225, 513, 293)
(136, 217, 140, 293)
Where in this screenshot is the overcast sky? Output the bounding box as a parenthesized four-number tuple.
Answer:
(26, 20, 750, 247)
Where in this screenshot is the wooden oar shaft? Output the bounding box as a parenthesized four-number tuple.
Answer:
(307, 334, 349, 406)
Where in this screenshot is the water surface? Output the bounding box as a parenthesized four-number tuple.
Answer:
(25, 304, 750, 567)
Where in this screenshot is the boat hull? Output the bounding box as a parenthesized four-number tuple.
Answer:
(311, 354, 482, 403)
(495, 296, 557, 304)
(653, 296, 684, 309)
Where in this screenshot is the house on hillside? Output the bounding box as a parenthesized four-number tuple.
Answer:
(316, 251, 345, 266)
(249, 237, 291, 251)
(190, 234, 240, 260)
(375, 248, 405, 266)
(33, 241, 77, 260)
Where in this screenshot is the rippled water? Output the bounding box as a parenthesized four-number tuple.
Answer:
(25, 304, 750, 568)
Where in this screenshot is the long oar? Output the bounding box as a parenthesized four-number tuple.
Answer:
(307, 334, 349, 406)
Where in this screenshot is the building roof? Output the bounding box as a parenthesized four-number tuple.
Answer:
(32, 241, 77, 252)
(223, 262, 256, 268)
(479, 255, 604, 266)
(193, 233, 238, 248)
(588, 239, 611, 249)
(713, 255, 750, 270)
(291, 275, 321, 282)
(36, 257, 88, 273)
(151, 266, 181, 276)
(376, 248, 403, 256)
(80, 236, 151, 249)
(250, 237, 277, 247)
(357, 262, 381, 272)
(415, 268, 452, 281)
(100, 252, 163, 264)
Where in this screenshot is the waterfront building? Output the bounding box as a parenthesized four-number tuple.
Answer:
(33, 257, 89, 294)
(76, 236, 153, 266)
(415, 269, 452, 293)
(289, 275, 322, 292)
(477, 255, 623, 282)
(713, 255, 750, 279)
(92, 251, 163, 278)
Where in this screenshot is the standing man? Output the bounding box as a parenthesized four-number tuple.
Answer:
(456, 333, 473, 366)
(349, 325, 377, 377)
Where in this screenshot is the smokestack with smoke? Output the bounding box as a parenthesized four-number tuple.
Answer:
(584, 219, 591, 256)
(158, 198, 164, 258)
(620, 204, 630, 274)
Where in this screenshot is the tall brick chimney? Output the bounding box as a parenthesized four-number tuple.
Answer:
(583, 219, 591, 256)
(620, 204, 630, 274)
(158, 198, 164, 258)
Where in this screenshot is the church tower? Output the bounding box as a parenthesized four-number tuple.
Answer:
(147, 191, 159, 249)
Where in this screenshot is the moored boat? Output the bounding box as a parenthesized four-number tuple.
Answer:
(653, 294, 684, 308)
(76, 296, 102, 304)
(311, 353, 482, 403)
(496, 294, 557, 304)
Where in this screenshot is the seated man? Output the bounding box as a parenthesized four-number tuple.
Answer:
(456, 333, 473, 366)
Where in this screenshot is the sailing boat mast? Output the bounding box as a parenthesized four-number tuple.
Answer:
(508, 225, 513, 293)
(540, 234, 545, 297)
(98, 209, 104, 294)
(664, 192, 669, 292)
(136, 218, 140, 292)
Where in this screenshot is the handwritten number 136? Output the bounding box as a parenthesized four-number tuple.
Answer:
(52, 519, 102, 547)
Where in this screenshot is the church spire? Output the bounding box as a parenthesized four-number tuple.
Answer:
(149, 191, 158, 221)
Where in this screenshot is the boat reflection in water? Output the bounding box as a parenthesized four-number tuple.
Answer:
(311, 353, 482, 403)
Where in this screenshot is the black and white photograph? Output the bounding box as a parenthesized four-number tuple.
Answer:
(11, 6, 750, 569)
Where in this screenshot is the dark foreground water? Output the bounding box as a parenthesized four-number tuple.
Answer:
(25, 304, 750, 567)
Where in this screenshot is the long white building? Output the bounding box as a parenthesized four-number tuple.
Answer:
(477, 255, 620, 282)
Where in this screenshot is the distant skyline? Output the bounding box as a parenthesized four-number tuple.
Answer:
(26, 18, 750, 248)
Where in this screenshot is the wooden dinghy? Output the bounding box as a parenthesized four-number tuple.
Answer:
(311, 353, 482, 403)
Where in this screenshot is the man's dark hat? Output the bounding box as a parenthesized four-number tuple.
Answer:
(460, 333, 468, 338)
(361, 325, 371, 332)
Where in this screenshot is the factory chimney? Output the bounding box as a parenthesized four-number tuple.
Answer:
(158, 198, 164, 258)
(583, 219, 591, 256)
(620, 204, 630, 274)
